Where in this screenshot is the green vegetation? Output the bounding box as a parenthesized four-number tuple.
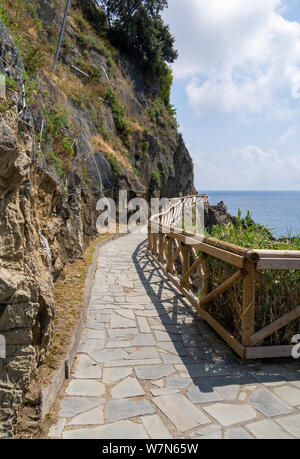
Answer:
(95, 1, 178, 109)
(106, 56, 115, 69)
(160, 62, 177, 114)
(107, 154, 123, 175)
(137, 139, 149, 160)
(47, 151, 63, 177)
(41, 105, 77, 176)
(44, 105, 70, 139)
(81, 166, 88, 185)
(5, 77, 18, 93)
(70, 90, 85, 108)
(74, 13, 88, 32)
(0, 99, 9, 113)
(0, 7, 9, 24)
(74, 30, 113, 63)
(22, 70, 40, 104)
(149, 98, 177, 130)
(89, 65, 102, 81)
(149, 99, 166, 124)
(152, 167, 161, 188)
(62, 36, 73, 54)
(168, 163, 174, 174)
(133, 167, 142, 178)
(209, 210, 300, 250)
(142, 140, 149, 155)
(80, 0, 107, 36)
(75, 58, 103, 82)
(98, 120, 110, 141)
(105, 89, 130, 146)
(22, 46, 45, 77)
(62, 137, 75, 157)
(0, 0, 41, 30)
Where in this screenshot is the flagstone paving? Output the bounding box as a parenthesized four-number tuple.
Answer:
(50, 231, 300, 439)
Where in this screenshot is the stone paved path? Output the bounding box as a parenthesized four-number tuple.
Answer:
(49, 232, 300, 439)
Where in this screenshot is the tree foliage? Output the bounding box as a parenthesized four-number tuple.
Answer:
(98, 0, 178, 77)
(99, 0, 168, 28)
(160, 63, 173, 106)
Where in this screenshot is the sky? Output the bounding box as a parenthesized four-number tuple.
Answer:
(163, 0, 300, 191)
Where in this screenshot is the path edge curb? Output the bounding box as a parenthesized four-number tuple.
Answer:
(39, 233, 124, 419)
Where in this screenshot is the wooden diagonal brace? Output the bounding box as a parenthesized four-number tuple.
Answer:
(199, 270, 244, 308)
(181, 253, 204, 286)
(167, 244, 182, 272)
(249, 305, 300, 346)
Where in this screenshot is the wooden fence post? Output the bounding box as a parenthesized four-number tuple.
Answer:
(158, 213, 163, 262)
(148, 209, 152, 252)
(181, 244, 190, 287)
(241, 261, 256, 346)
(152, 233, 158, 257)
(167, 236, 174, 273)
(202, 253, 210, 297)
(159, 233, 165, 263)
(148, 226, 152, 252)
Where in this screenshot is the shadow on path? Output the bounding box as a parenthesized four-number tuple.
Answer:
(132, 239, 300, 394)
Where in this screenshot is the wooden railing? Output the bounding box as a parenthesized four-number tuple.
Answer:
(147, 196, 300, 359)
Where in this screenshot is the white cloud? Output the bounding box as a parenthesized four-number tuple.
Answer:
(193, 145, 300, 190)
(233, 145, 279, 165)
(277, 126, 297, 143)
(164, 0, 300, 116)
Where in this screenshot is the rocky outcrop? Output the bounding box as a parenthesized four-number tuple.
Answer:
(204, 198, 234, 229)
(161, 135, 196, 198)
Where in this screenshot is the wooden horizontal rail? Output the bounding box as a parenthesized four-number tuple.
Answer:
(256, 250, 300, 258)
(153, 224, 261, 265)
(257, 258, 300, 270)
(245, 346, 293, 359)
(152, 227, 246, 268)
(191, 242, 245, 268)
(184, 233, 261, 264)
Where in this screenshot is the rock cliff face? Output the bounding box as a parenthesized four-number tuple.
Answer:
(0, 1, 195, 437)
(0, 22, 99, 437)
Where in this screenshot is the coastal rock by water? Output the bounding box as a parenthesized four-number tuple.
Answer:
(204, 199, 233, 229)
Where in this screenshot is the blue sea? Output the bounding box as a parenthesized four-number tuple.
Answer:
(199, 191, 300, 238)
